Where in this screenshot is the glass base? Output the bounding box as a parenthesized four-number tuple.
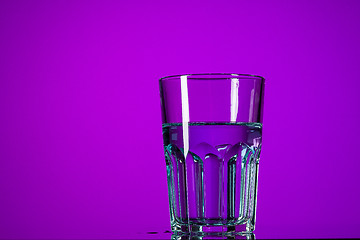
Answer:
(171, 223, 255, 239)
(171, 234, 254, 240)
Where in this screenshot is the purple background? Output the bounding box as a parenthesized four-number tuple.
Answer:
(1, 0, 360, 239)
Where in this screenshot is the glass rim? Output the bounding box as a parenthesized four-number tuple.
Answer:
(159, 73, 265, 82)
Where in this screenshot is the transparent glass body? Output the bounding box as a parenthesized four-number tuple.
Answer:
(160, 74, 265, 237)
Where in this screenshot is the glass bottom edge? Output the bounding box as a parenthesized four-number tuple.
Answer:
(171, 234, 255, 240)
(171, 222, 254, 235)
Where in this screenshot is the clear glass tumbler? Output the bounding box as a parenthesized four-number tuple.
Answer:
(159, 74, 265, 236)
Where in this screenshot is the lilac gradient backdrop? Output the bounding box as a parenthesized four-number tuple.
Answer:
(0, 0, 360, 239)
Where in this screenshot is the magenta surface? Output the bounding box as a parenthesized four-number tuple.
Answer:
(0, 0, 360, 239)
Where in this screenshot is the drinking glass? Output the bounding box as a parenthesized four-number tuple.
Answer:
(159, 73, 265, 237)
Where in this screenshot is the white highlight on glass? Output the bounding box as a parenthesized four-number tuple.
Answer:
(249, 88, 255, 122)
(230, 78, 239, 122)
(180, 75, 190, 158)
